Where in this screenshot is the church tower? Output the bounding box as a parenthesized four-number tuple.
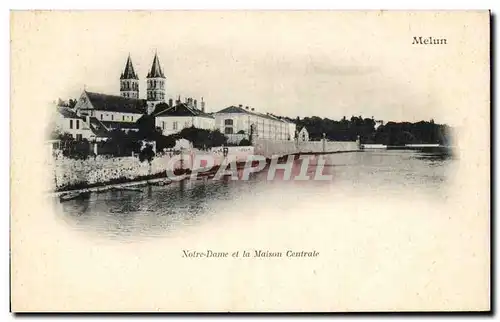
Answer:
(120, 54, 139, 99)
(146, 52, 166, 114)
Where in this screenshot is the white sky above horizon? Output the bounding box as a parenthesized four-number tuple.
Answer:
(20, 11, 489, 127)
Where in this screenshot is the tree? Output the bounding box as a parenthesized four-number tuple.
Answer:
(101, 129, 141, 156)
(139, 144, 155, 164)
(176, 126, 228, 150)
(152, 102, 170, 114)
(156, 135, 176, 151)
(239, 138, 251, 146)
(58, 134, 92, 160)
(249, 124, 255, 144)
(68, 99, 77, 108)
(209, 129, 227, 147)
(49, 128, 62, 140)
(135, 114, 160, 140)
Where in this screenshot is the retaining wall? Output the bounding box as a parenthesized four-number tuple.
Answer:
(50, 146, 255, 190)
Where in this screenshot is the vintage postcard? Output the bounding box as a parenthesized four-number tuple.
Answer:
(10, 11, 490, 312)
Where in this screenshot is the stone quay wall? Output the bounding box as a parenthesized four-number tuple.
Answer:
(50, 146, 256, 190)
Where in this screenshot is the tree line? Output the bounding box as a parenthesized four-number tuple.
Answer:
(273, 115, 452, 146)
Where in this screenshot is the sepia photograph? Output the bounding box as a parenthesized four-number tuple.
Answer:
(10, 10, 490, 312)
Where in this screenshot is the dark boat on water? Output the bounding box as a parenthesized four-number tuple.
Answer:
(110, 186, 143, 192)
(59, 191, 91, 202)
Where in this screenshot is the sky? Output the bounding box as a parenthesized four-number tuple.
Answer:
(12, 11, 489, 126)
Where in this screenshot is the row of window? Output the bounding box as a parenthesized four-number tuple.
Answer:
(121, 81, 138, 91)
(122, 92, 138, 98)
(223, 118, 289, 129)
(161, 121, 178, 130)
(148, 91, 165, 100)
(147, 79, 165, 89)
(97, 114, 134, 122)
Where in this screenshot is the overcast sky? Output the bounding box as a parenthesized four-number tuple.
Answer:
(14, 11, 488, 126)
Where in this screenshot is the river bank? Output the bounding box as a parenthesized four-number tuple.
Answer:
(50, 141, 361, 196)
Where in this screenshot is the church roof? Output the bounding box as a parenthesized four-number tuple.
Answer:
(155, 103, 214, 119)
(83, 91, 147, 114)
(147, 53, 165, 78)
(120, 55, 139, 80)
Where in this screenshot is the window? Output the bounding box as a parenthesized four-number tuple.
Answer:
(225, 127, 233, 134)
(76, 120, 80, 129)
(111, 115, 113, 121)
(100, 114, 103, 120)
(162, 121, 165, 130)
(123, 116, 125, 121)
(131, 116, 133, 122)
(69, 119, 73, 129)
(76, 134, 83, 141)
(224, 119, 233, 126)
(173, 121, 178, 130)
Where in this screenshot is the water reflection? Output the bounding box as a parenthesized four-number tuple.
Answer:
(56, 150, 455, 239)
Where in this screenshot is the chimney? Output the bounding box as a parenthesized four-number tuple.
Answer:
(251, 108, 255, 111)
(245, 106, 249, 110)
(168, 98, 173, 107)
(194, 99, 197, 109)
(239, 104, 243, 108)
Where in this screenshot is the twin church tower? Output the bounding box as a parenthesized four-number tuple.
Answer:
(119, 52, 166, 113)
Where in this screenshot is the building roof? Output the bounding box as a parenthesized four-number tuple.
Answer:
(57, 106, 85, 120)
(120, 55, 139, 80)
(84, 91, 147, 114)
(155, 103, 214, 119)
(88, 117, 110, 137)
(215, 105, 288, 123)
(216, 106, 249, 114)
(147, 52, 165, 78)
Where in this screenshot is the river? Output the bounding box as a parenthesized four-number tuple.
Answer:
(54, 149, 456, 241)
